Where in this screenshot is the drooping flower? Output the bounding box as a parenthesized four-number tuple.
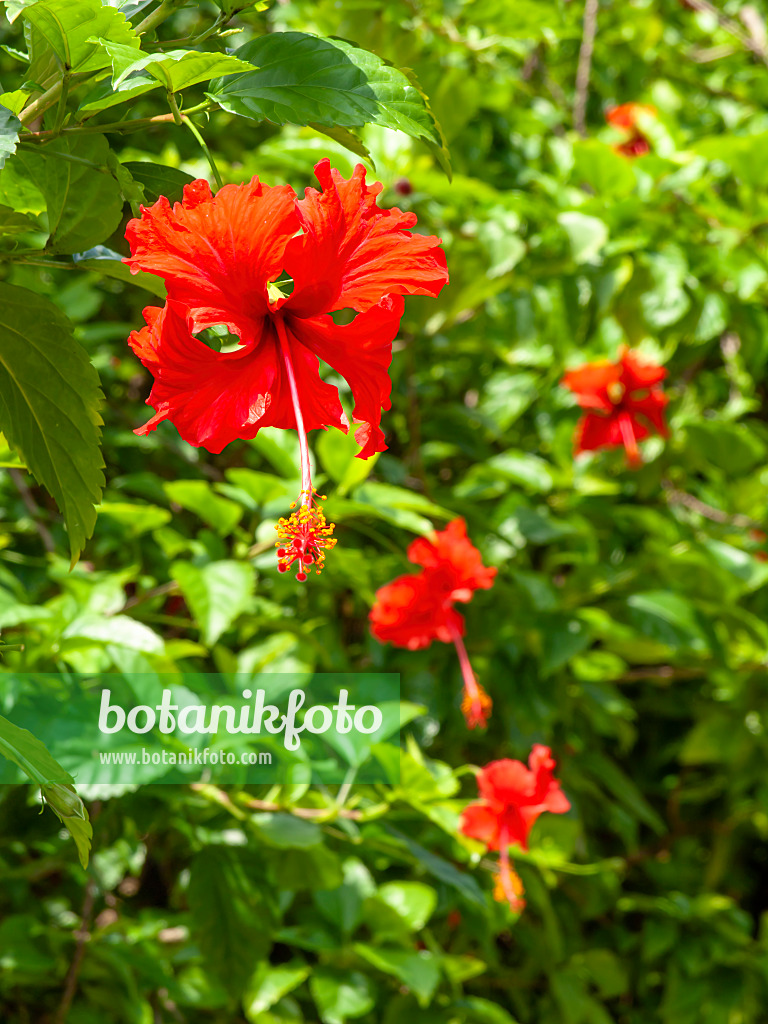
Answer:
(369, 518, 496, 728)
(460, 746, 570, 912)
(561, 346, 668, 466)
(124, 161, 448, 580)
(606, 103, 656, 157)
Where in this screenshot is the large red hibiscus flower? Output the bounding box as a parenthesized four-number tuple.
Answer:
(370, 518, 496, 728)
(124, 160, 448, 580)
(460, 746, 570, 911)
(561, 346, 668, 466)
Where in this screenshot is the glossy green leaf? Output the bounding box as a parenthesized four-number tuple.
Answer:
(0, 283, 104, 563)
(208, 32, 450, 176)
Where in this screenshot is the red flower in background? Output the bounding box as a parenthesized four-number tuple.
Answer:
(124, 160, 448, 579)
(369, 518, 496, 728)
(460, 746, 570, 911)
(561, 346, 668, 466)
(606, 103, 656, 157)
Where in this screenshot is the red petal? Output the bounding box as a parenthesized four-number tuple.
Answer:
(283, 159, 448, 316)
(619, 348, 667, 392)
(562, 361, 619, 411)
(369, 570, 463, 650)
(477, 759, 536, 805)
(125, 177, 299, 341)
(288, 295, 403, 459)
(129, 301, 288, 452)
(407, 518, 497, 594)
(459, 803, 501, 848)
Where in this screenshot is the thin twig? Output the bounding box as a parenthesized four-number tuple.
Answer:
(573, 0, 599, 137)
(54, 878, 97, 1024)
(9, 469, 55, 552)
(661, 480, 762, 529)
(684, 0, 768, 65)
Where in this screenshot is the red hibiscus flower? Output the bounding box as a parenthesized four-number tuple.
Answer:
(606, 102, 656, 157)
(460, 746, 570, 912)
(124, 160, 448, 580)
(561, 346, 668, 466)
(369, 518, 496, 728)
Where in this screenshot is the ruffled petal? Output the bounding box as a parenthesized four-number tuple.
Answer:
(478, 759, 536, 806)
(369, 571, 464, 650)
(125, 177, 299, 342)
(128, 300, 289, 452)
(629, 390, 669, 436)
(562, 361, 619, 411)
(619, 347, 667, 392)
(459, 803, 501, 848)
(407, 518, 497, 594)
(288, 295, 403, 459)
(283, 159, 448, 317)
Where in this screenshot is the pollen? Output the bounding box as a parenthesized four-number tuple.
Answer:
(461, 681, 493, 730)
(606, 380, 626, 404)
(275, 489, 337, 582)
(493, 863, 526, 912)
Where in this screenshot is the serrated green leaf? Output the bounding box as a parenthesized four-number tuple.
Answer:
(0, 105, 21, 170)
(22, 0, 139, 75)
(96, 38, 255, 91)
(8, 134, 123, 253)
(0, 283, 104, 563)
(0, 714, 73, 785)
(208, 32, 450, 176)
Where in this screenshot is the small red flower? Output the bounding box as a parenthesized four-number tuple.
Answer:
(370, 519, 496, 728)
(561, 346, 668, 466)
(460, 746, 570, 912)
(606, 103, 656, 158)
(125, 161, 448, 579)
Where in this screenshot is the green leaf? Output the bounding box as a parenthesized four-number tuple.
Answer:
(251, 812, 323, 849)
(208, 32, 450, 176)
(377, 882, 437, 932)
(0, 282, 104, 563)
(310, 969, 375, 1024)
(121, 160, 196, 204)
(188, 847, 271, 997)
(165, 479, 243, 536)
(316, 428, 380, 497)
(22, 0, 139, 75)
(244, 963, 310, 1021)
(96, 39, 255, 91)
(0, 105, 21, 170)
(41, 783, 93, 869)
(558, 211, 608, 263)
(73, 249, 167, 299)
(383, 826, 486, 907)
(0, 717, 92, 867)
(8, 134, 124, 253)
(0, 714, 74, 785)
(353, 945, 439, 1006)
(171, 560, 255, 645)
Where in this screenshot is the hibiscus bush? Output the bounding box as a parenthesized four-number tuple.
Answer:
(2, 0, 768, 1022)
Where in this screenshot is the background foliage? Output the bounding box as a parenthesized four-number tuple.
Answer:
(1, 0, 768, 1022)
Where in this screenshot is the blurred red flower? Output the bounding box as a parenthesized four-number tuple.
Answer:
(125, 160, 448, 580)
(606, 103, 656, 157)
(369, 518, 496, 728)
(561, 346, 668, 466)
(460, 746, 570, 911)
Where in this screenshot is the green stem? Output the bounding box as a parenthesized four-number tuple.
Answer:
(20, 79, 63, 127)
(167, 89, 183, 126)
(181, 114, 223, 189)
(134, 0, 184, 36)
(52, 75, 70, 135)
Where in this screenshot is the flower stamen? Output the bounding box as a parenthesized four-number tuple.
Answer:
(274, 315, 337, 581)
(276, 488, 337, 581)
